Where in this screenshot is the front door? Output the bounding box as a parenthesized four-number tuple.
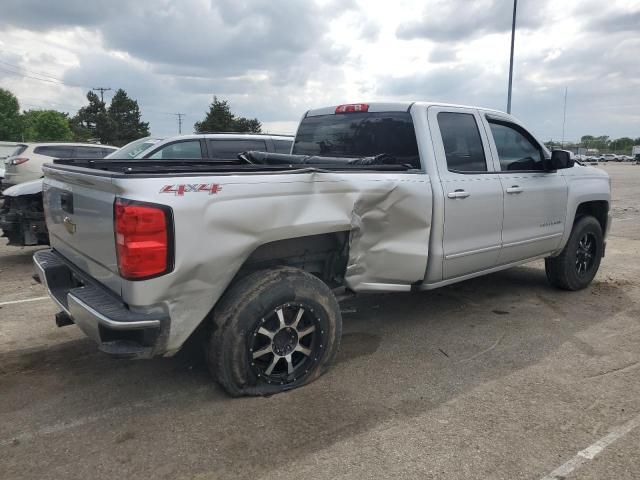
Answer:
(482, 116, 568, 264)
(429, 107, 504, 279)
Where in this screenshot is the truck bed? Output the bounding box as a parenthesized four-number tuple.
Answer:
(52, 152, 414, 176)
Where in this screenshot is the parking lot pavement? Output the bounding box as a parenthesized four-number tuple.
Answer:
(1, 163, 639, 480)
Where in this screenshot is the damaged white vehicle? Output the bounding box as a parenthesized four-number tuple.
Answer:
(34, 102, 611, 396)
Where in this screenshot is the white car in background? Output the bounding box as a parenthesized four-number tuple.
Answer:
(600, 153, 619, 162)
(1, 133, 294, 246)
(2, 142, 118, 189)
(0, 142, 19, 180)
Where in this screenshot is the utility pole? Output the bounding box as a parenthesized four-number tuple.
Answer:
(92, 87, 112, 103)
(506, 0, 517, 114)
(174, 113, 185, 134)
(561, 87, 568, 148)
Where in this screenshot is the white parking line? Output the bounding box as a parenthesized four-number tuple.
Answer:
(0, 386, 212, 447)
(0, 296, 49, 307)
(540, 413, 640, 480)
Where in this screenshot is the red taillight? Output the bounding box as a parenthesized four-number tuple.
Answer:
(10, 157, 29, 165)
(335, 103, 369, 113)
(114, 198, 173, 280)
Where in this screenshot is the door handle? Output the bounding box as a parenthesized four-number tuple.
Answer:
(506, 185, 523, 194)
(447, 189, 470, 199)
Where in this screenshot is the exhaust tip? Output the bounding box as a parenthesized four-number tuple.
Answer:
(55, 311, 74, 327)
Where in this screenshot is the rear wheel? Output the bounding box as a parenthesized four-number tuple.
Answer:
(545, 216, 603, 291)
(207, 267, 342, 396)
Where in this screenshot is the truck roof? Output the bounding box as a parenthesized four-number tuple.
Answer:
(305, 101, 508, 117)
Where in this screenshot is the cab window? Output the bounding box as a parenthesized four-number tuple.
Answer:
(488, 121, 544, 171)
(437, 112, 488, 172)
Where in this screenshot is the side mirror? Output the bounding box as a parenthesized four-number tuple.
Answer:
(549, 150, 574, 170)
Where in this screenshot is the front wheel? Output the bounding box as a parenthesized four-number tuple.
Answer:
(545, 216, 603, 291)
(207, 267, 342, 396)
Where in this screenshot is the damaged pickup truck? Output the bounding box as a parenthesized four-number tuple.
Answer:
(34, 102, 611, 396)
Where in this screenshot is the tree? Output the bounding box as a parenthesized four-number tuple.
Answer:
(610, 137, 634, 153)
(107, 88, 149, 146)
(70, 91, 106, 141)
(71, 89, 149, 146)
(21, 110, 73, 141)
(0, 88, 22, 141)
(194, 96, 262, 133)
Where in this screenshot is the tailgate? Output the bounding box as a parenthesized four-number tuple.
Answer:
(43, 166, 122, 295)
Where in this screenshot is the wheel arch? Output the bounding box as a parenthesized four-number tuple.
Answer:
(554, 195, 610, 256)
(231, 231, 351, 289)
(574, 200, 609, 233)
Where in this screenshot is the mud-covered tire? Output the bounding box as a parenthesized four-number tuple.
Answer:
(206, 267, 342, 397)
(545, 216, 603, 291)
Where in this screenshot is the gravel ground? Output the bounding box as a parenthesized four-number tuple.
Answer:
(1, 163, 639, 480)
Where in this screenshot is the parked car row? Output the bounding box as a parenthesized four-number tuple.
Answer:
(1, 142, 119, 189)
(576, 153, 636, 162)
(0, 134, 293, 246)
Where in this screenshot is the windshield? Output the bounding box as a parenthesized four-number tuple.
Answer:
(105, 137, 162, 159)
(292, 112, 420, 168)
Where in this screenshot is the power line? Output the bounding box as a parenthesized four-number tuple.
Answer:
(173, 113, 186, 134)
(0, 65, 69, 86)
(0, 57, 186, 122)
(0, 59, 70, 82)
(92, 87, 112, 103)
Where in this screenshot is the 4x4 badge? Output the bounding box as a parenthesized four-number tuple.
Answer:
(160, 184, 222, 196)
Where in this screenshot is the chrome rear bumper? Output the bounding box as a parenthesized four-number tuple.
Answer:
(33, 249, 167, 358)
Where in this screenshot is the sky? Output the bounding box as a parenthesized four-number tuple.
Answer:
(0, 0, 638, 142)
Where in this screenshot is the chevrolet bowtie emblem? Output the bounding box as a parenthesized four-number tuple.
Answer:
(63, 216, 76, 234)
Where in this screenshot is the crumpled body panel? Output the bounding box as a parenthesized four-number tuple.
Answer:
(345, 177, 432, 290)
(47, 168, 433, 353)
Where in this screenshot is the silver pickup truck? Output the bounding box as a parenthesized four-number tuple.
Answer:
(34, 102, 611, 396)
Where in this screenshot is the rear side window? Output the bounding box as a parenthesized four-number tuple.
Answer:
(488, 121, 544, 171)
(34, 146, 75, 158)
(437, 112, 487, 173)
(148, 140, 203, 159)
(75, 146, 108, 158)
(207, 139, 267, 159)
(273, 139, 293, 154)
(293, 112, 420, 168)
(9, 144, 27, 157)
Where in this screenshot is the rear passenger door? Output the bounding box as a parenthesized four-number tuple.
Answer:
(481, 115, 568, 264)
(207, 139, 268, 160)
(428, 107, 503, 279)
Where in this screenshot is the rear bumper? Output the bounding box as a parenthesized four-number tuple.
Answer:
(33, 249, 168, 358)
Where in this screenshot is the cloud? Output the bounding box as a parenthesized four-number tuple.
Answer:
(0, 0, 129, 29)
(396, 0, 548, 42)
(0, 0, 638, 140)
(586, 7, 640, 32)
